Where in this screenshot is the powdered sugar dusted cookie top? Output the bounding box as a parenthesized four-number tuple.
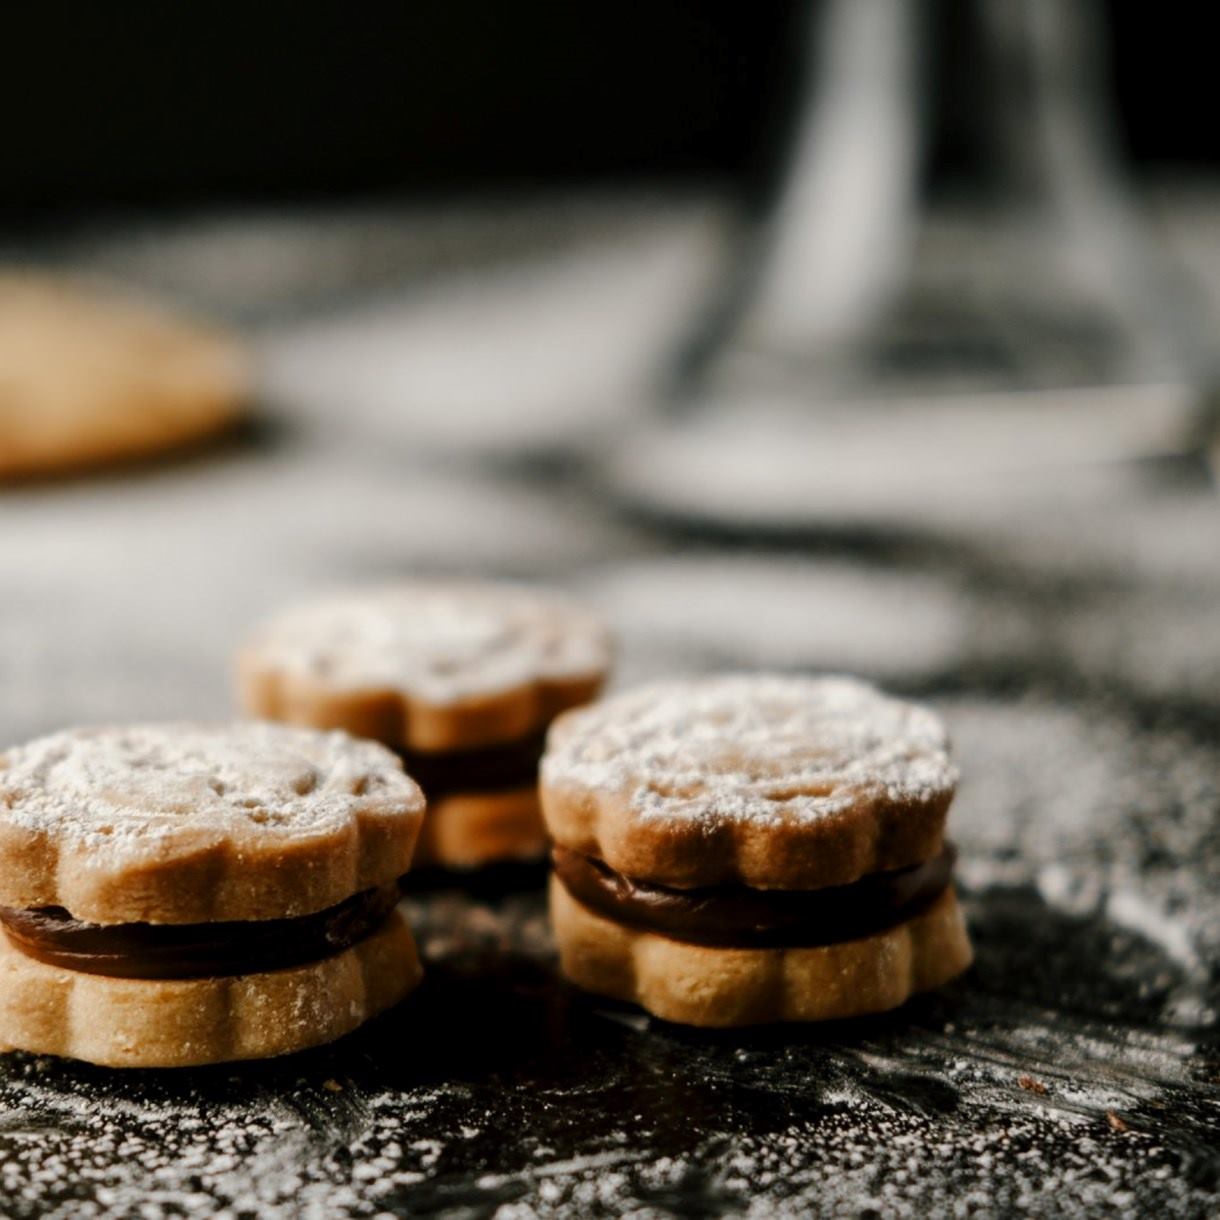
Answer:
(244, 584, 609, 700)
(239, 583, 612, 751)
(541, 675, 958, 890)
(0, 722, 424, 924)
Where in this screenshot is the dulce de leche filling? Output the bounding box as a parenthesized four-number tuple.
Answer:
(552, 845, 956, 949)
(396, 729, 547, 799)
(0, 882, 403, 980)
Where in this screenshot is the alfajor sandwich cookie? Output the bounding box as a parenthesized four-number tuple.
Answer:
(237, 583, 611, 871)
(0, 722, 424, 1066)
(541, 675, 972, 1027)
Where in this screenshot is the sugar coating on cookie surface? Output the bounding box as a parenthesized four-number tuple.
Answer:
(242, 583, 611, 704)
(544, 674, 955, 823)
(0, 722, 420, 843)
(541, 675, 957, 890)
(0, 722, 424, 923)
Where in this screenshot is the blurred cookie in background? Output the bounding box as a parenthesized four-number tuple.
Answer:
(238, 582, 612, 872)
(0, 272, 248, 480)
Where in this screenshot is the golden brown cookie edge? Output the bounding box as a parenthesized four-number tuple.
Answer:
(0, 798, 423, 925)
(549, 876, 972, 1027)
(238, 652, 607, 753)
(0, 909, 420, 1067)
(540, 774, 950, 891)
(413, 786, 548, 870)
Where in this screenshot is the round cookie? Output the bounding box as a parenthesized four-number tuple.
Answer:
(0, 272, 248, 480)
(238, 583, 612, 870)
(541, 675, 972, 1027)
(0, 722, 425, 1067)
(237, 583, 611, 752)
(542, 674, 956, 891)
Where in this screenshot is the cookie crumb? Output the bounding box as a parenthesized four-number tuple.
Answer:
(1017, 1075, 1048, 1096)
(322, 1079, 343, 1093)
(1106, 1111, 1129, 1132)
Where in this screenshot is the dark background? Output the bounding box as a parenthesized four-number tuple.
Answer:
(2, 0, 1214, 217)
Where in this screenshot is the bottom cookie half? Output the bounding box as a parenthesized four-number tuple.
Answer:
(0, 910, 420, 1067)
(550, 876, 972, 1027)
(413, 787, 548, 870)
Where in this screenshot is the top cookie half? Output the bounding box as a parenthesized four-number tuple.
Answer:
(0, 722, 424, 924)
(540, 675, 957, 890)
(238, 583, 613, 753)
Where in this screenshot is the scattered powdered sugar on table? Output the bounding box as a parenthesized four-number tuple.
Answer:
(0, 1067, 454, 1219)
(0, 721, 421, 847)
(243, 583, 611, 704)
(543, 674, 956, 823)
(941, 695, 1220, 981)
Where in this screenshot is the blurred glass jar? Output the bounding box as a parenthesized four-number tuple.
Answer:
(611, 0, 1214, 536)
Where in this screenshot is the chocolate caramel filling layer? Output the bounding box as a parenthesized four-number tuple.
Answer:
(0, 882, 403, 980)
(553, 845, 956, 948)
(397, 729, 547, 799)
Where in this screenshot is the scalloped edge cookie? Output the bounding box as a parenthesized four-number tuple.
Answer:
(413, 787, 548, 870)
(541, 675, 955, 891)
(0, 909, 420, 1067)
(236, 583, 611, 753)
(550, 878, 971, 1027)
(239, 665, 605, 755)
(0, 723, 425, 924)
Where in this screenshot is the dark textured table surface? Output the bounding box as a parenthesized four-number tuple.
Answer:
(1, 195, 1218, 1217)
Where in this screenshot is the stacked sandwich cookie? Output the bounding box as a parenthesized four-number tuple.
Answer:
(541, 675, 973, 1027)
(0, 722, 424, 1067)
(237, 583, 611, 871)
